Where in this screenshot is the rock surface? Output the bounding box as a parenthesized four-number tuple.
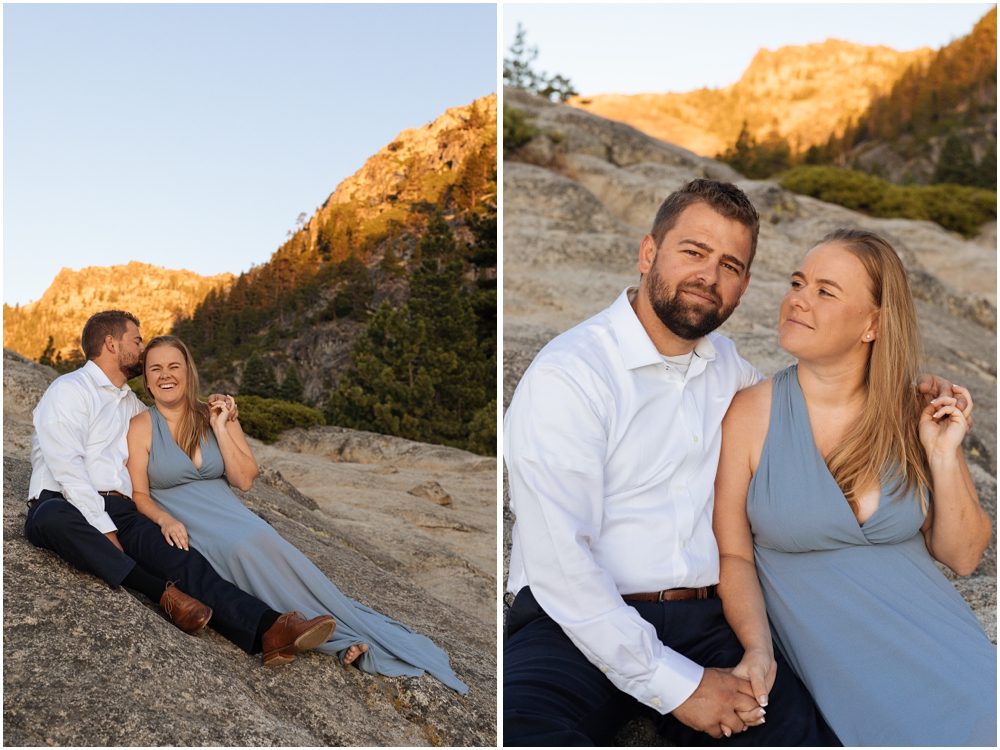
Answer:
(503, 90, 997, 741)
(3, 350, 496, 746)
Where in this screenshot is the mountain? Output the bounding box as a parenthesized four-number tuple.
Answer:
(569, 40, 932, 157)
(2, 262, 234, 361)
(172, 94, 497, 453)
(837, 7, 996, 186)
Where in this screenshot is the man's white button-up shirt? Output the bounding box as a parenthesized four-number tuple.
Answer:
(29, 360, 148, 533)
(504, 287, 762, 715)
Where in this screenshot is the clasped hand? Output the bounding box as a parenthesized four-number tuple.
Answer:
(919, 385, 972, 458)
(672, 656, 772, 739)
(208, 394, 237, 430)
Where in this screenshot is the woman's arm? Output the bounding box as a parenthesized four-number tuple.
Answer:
(714, 382, 775, 710)
(126, 411, 189, 550)
(919, 386, 992, 576)
(209, 398, 259, 491)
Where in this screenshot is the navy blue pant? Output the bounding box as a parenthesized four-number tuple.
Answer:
(25, 492, 272, 653)
(503, 587, 840, 747)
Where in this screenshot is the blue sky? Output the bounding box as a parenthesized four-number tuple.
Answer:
(4, 3, 497, 306)
(503, 4, 995, 95)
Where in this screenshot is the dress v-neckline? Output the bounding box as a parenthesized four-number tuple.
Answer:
(154, 407, 209, 475)
(787, 367, 886, 531)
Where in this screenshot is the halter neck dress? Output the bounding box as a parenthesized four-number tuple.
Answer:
(145, 406, 468, 694)
(747, 367, 995, 746)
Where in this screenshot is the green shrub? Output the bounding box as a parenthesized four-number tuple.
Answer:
(777, 166, 997, 237)
(235, 396, 325, 444)
(503, 104, 538, 158)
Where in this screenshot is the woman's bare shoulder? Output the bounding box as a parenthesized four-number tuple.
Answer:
(726, 377, 773, 435)
(128, 409, 152, 437)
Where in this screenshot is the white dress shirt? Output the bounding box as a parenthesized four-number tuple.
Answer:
(29, 360, 148, 534)
(504, 287, 762, 714)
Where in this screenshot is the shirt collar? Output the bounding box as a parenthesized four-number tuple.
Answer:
(83, 359, 131, 394)
(609, 287, 718, 371)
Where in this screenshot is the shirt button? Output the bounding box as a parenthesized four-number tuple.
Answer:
(652, 698, 661, 707)
(693, 435, 699, 442)
(676, 486, 683, 492)
(600, 666, 608, 673)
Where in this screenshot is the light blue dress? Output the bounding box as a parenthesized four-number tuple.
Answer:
(146, 406, 468, 694)
(747, 367, 995, 746)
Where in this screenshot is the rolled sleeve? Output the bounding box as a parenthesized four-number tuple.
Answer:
(505, 364, 704, 714)
(33, 383, 116, 533)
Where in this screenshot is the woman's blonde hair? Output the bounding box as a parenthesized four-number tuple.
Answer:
(142, 335, 211, 460)
(817, 229, 930, 517)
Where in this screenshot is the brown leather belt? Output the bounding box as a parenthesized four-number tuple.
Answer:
(28, 490, 131, 508)
(622, 585, 717, 603)
(99, 491, 131, 501)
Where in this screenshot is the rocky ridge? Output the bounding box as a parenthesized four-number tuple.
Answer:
(569, 40, 931, 157)
(3, 348, 496, 746)
(3, 261, 234, 361)
(502, 87, 996, 641)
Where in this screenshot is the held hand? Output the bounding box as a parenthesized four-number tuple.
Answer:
(671, 667, 763, 739)
(919, 386, 973, 458)
(158, 516, 189, 551)
(208, 397, 233, 431)
(916, 375, 970, 425)
(207, 393, 239, 422)
(731, 648, 776, 727)
(104, 530, 124, 552)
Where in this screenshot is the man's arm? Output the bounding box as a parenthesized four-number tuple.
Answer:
(506, 365, 752, 730)
(33, 382, 117, 534)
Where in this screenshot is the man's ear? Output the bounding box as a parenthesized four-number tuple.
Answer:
(638, 234, 658, 275)
(104, 334, 118, 355)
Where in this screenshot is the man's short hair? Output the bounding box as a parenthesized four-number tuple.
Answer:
(81, 310, 141, 360)
(650, 179, 760, 270)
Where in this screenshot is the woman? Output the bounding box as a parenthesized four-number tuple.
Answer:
(713, 229, 995, 746)
(126, 335, 468, 693)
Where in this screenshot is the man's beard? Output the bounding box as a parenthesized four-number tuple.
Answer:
(647, 265, 738, 341)
(118, 350, 143, 381)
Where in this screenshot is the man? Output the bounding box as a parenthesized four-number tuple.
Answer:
(503, 180, 955, 746)
(25, 310, 334, 665)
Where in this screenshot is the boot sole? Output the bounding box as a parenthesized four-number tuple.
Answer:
(293, 618, 337, 652)
(263, 647, 297, 666)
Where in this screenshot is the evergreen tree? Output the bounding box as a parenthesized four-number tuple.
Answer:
(239, 353, 278, 398)
(330, 255, 376, 320)
(278, 362, 305, 403)
(38, 336, 56, 367)
(379, 246, 405, 279)
(326, 211, 493, 451)
(933, 133, 978, 186)
(974, 142, 997, 190)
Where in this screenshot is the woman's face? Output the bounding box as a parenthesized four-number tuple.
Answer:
(779, 242, 879, 364)
(144, 345, 189, 406)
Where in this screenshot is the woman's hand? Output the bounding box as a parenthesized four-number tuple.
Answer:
(209, 395, 235, 432)
(158, 515, 189, 550)
(919, 385, 972, 459)
(731, 646, 776, 713)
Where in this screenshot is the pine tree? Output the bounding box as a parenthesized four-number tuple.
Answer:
(933, 134, 978, 186)
(974, 142, 997, 190)
(278, 362, 305, 403)
(239, 353, 278, 398)
(38, 336, 57, 367)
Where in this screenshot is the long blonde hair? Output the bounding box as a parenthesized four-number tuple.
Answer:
(142, 335, 211, 460)
(818, 229, 930, 516)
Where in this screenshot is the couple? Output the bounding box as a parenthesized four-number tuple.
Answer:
(503, 179, 996, 745)
(25, 311, 467, 693)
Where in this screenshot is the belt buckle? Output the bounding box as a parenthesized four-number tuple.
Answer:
(657, 590, 666, 603)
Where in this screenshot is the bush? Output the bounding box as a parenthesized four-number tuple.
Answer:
(503, 104, 538, 158)
(235, 396, 325, 444)
(777, 166, 997, 237)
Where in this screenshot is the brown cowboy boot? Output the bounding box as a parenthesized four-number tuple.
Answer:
(159, 581, 213, 634)
(261, 611, 336, 666)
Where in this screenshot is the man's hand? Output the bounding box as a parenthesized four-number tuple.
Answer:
(207, 393, 239, 422)
(917, 374, 970, 426)
(671, 667, 764, 738)
(104, 530, 124, 552)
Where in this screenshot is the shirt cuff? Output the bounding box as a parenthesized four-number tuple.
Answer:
(90, 512, 118, 535)
(639, 653, 704, 714)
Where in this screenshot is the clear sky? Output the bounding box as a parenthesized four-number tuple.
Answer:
(4, 3, 498, 307)
(503, 3, 995, 95)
